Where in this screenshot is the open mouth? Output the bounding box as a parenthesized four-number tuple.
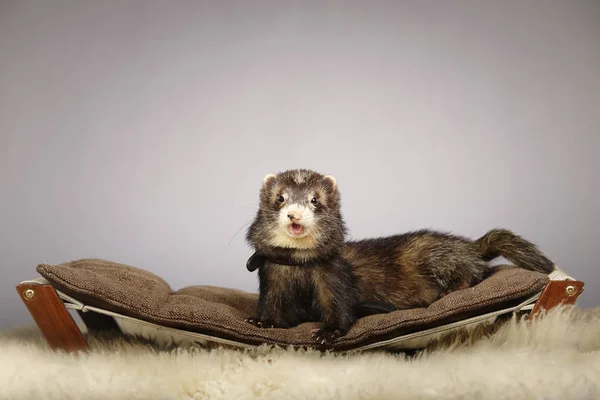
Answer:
(288, 223, 305, 236)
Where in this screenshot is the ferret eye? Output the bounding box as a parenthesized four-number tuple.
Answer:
(277, 196, 285, 203)
(311, 197, 318, 204)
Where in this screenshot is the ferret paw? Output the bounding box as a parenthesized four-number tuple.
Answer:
(311, 327, 342, 349)
(244, 317, 274, 329)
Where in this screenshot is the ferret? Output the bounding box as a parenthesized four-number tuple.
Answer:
(244, 169, 555, 348)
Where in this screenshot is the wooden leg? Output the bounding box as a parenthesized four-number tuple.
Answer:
(530, 279, 585, 317)
(16, 283, 89, 352)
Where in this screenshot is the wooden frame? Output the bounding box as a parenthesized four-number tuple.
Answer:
(16, 278, 585, 353)
(16, 283, 89, 352)
(529, 279, 585, 317)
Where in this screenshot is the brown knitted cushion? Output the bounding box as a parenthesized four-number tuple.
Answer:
(36, 259, 549, 351)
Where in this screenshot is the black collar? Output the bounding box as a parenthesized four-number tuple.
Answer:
(246, 251, 336, 272)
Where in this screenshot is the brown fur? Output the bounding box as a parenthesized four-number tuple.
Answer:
(245, 170, 357, 347)
(245, 169, 555, 347)
(343, 227, 554, 310)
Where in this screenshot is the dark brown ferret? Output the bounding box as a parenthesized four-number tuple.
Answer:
(244, 169, 555, 348)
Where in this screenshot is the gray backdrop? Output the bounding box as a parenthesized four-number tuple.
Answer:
(1, 1, 598, 329)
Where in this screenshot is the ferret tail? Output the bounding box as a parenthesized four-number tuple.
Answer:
(475, 228, 555, 274)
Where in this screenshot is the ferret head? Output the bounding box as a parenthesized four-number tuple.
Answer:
(246, 169, 346, 251)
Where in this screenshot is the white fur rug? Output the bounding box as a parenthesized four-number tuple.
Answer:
(1, 307, 599, 400)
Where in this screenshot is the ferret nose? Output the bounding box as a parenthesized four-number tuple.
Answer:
(287, 213, 300, 221)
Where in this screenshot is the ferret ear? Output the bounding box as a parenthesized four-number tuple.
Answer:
(323, 175, 337, 189)
(263, 173, 277, 186)
(324, 175, 336, 187)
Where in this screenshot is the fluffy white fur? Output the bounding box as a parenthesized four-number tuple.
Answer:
(1, 306, 599, 400)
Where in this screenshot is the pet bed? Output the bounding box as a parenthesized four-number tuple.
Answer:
(16, 259, 584, 353)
